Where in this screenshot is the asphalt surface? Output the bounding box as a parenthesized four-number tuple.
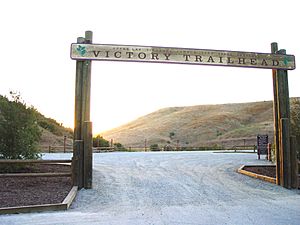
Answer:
(1, 151, 299, 225)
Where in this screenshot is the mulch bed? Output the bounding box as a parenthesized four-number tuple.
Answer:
(243, 165, 276, 178)
(0, 164, 72, 208)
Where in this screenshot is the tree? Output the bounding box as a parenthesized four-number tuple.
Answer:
(93, 135, 109, 147)
(0, 93, 41, 159)
(114, 142, 127, 151)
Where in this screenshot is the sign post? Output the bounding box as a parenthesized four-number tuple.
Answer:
(73, 31, 93, 189)
(271, 42, 281, 185)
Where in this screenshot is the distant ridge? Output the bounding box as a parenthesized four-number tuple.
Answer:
(101, 100, 286, 149)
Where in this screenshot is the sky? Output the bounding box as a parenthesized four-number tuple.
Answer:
(0, 0, 299, 134)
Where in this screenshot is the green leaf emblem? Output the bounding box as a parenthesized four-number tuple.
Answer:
(76, 45, 86, 56)
(283, 56, 289, 66)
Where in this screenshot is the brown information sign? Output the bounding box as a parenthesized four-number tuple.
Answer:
(71, 43, 295, 70)
(257, 134, 269, 155)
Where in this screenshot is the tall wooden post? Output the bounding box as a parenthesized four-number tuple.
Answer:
(72, 140, 83, 187)
(73, 31, 93, 189)
(280, 118, 291, 188)
(83, 121, 93, 189)
(276, 48, 291, 188)
(290, 136, 299, 189)
(74, 37, 85, 141)
(73, 36, 85, 188)
(271, 42, 281, 185)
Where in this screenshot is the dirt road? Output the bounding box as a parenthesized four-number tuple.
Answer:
(1, 151, 299, 225)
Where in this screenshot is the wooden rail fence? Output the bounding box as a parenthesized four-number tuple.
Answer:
(0, 159, 72, 178)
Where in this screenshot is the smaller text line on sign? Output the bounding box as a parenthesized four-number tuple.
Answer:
(70, 43, 295, 70)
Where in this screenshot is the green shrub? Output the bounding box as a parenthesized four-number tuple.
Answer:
(150, 144, 160, 151)
(0, 93, 41, 159)
(93, 135, 109, 147)
(114, 142, 127, 151)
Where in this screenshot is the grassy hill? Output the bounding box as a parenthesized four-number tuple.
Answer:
(101, 100, 280, 149)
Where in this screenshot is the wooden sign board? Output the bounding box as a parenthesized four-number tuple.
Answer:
(71, 43, 296, 70)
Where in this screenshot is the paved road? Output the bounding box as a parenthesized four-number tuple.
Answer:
(1, 151, 300, 225)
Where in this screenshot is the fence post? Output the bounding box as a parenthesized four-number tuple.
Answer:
(63, 136, 67, 153)
(267, 143, 272, 161)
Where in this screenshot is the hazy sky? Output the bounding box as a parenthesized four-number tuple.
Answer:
(0, 0, 299, 134)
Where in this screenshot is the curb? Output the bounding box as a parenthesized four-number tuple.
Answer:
(0, 186, 78, 215)
(237, 165, 276, 184)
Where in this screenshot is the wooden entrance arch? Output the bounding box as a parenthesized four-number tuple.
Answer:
(71, 31, 297, 189)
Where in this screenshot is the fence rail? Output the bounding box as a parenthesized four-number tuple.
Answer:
(0, 159, 73, 179)
(0, 159, 72, 164)
(40, 145, 73, 153)
(232, 145, 257, 152)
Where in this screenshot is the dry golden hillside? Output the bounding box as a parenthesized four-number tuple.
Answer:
(101, 100, 280, 149)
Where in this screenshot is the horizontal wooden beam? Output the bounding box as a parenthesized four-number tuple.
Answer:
(0, 186, 78, 214)
(0, 172, 71, 178)
(237, 165, 276, 184)
(0, 160, 71, 164)
(0, 203, 67, 215)
(62, 186, 78, 209)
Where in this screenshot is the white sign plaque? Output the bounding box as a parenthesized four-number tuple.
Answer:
(71, 43, 295, 70)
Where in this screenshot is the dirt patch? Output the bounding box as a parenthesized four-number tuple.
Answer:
(243, 165, 276, 178)
(0, 164, 72, 208)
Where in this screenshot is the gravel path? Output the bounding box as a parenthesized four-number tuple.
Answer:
(1, 151, 299, 225)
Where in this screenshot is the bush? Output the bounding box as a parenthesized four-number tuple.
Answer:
(114, 142, 127, 151)
(0, 93, 41, 159)
(93, 135, 109, 147)
(150, 144, 160, 151)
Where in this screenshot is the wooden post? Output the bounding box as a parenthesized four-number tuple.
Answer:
(80, 31, 92, 127)
(63, 135, 67, 153)
(271, 42, 281, 185)
(73, 140, 83, 187)
(74, 37, 85, 141)
(290, 136, 298, 189)
(83, 121, 93, 189)
(267, 143, 271, 161)
(73, 36, 85, 189)
(280, 118, 291, 188)
(275, 48, 291, 189)
(276, 50, 290, 119)
(73, 31, 93, 189)
(81, 31, 93, 189)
